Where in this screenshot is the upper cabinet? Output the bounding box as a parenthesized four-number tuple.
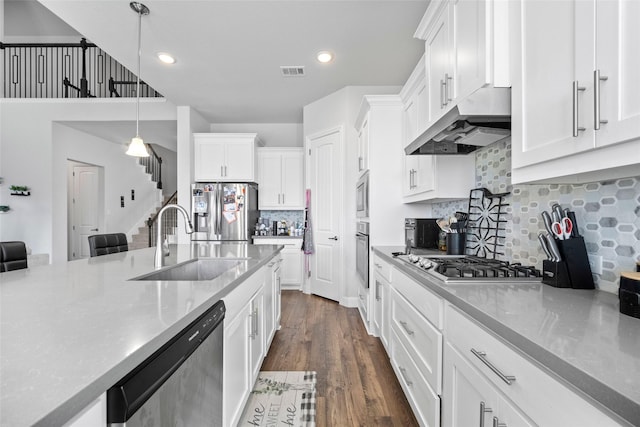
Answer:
(256, 148, 304, 210)
(357, 113, 370, 175)
(417, 0, 509, 127)
(194, 133, 262, 182)
(511, 0, 640, 183)
(400, 58, 475, 203)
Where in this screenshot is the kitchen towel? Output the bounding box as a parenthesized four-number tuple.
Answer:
(238, 371, 317, 427)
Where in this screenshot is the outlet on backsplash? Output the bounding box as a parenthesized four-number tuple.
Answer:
(589, 255, 603, 275)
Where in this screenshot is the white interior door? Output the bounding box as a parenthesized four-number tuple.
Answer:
(308, 127, 343, 302)
(71, 166, 100, 259)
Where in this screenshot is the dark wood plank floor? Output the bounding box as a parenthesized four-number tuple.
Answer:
(261, 290, 419, 427)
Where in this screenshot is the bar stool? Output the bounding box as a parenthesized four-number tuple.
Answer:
(0, 241, 28, 272)
(88, 233, 129, 257)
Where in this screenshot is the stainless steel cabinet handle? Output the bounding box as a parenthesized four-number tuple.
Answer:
(594, 69, 608, 130)
(471, 348, 516, 385)
(440, 79, 446, 108)
(90, 228, 99, 231)
(249, 312, 256, 338)
(268, 262, 276, 267)
(278, 193, 281, 204)
(221, 165, 224, 176)
(399, 320, 415, 336)
(445, 73, 452, 103)
(479, 401, 492, 427)
(224, 165, 228, 176)
(328, 236, 338, 241)
(282, 194, 285, 204)
(398, 367, 413, 386)
(572, 81, 586, 137)
(493, 417, 507, 427)
(375, 281, 381, 301)
(358, 156, 363, 171)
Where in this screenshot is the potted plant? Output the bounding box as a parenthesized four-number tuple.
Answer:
(9, 185, 30, 196)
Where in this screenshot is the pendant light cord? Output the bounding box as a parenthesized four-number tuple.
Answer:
(135, 6, 142, 138)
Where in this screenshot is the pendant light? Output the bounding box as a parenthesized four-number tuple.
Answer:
(126, 2, 150, 157)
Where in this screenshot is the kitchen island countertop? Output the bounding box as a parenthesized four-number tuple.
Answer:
(0, 243, 282, 427)
(374, 246, 640, 427)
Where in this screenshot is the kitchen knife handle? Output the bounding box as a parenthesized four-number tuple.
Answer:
(538, 233, 553, 260)
(566, 211, 580, 237)
(545, 231, 562, 262)
(542, 211, 554, 235)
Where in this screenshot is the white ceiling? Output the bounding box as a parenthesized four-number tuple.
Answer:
(30, 0, 428, 125)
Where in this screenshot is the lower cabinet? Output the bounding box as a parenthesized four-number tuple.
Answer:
(373, 255, 392, 348)
(444, 304, 623, 427)
(253, 238, 303, 289)
(222, 266, 269, 427)
(263, 255, 282, 349)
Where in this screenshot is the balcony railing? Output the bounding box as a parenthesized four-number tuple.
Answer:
(1, 38, 162, 99)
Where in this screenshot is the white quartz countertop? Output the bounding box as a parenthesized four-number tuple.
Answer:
(0, 243, 282, 427)
(374, 246, 640, 426)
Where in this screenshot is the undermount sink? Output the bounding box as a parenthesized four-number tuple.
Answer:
(130, 258, 249, 281)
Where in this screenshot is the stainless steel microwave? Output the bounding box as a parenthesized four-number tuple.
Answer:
(356, 171, 369, 218)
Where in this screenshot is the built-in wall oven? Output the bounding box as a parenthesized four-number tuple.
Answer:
(356, 171, 369, 218)
(356, 222, 369, 288)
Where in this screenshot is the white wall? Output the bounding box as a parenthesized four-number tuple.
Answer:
(53, 124, 163, 261)
(303, 85, 400, 304)
(0, 98, 177, 262)
(210, 123, 302, 147)
(176, 106, 209, 243)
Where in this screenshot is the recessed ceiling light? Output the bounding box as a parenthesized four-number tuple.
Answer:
(316, 51, 334, 63)
(157, 52, 176, 64)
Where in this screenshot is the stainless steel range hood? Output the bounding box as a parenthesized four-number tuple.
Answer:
(405, 87, 511, 155)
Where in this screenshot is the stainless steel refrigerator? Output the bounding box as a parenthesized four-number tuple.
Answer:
(191, 183, 259, 242)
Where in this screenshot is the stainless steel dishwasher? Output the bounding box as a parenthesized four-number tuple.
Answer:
(107, 300, 225, 427)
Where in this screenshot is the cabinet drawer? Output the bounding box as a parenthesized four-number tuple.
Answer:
(391, 328, 440, 427)
(358, 285, 369, 321)
(394, 270, 443, 329)
(445, 304, 622, 427)
(372, 255, 392, 282)
(392, 288, 442, 394)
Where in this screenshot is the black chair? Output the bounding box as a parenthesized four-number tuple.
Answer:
(0, 241, 28, 272)
(88, 233, 129, 257)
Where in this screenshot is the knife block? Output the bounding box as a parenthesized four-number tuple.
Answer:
(542, 260, 571, 288)
(556, 236, 595, 289)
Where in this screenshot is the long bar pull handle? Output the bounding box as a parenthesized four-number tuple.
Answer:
(493, 417, 507, 427)
(471, 348, 516, 385)
(282, 194, 285, 205)
(376, 281, 381, 301)
(278, 194, 281, 204)
(572, 81, 586, 137)
(440, 79, 446, 108)
(445, 73, 452, 103)
(398, 367, 413, 387)
(221, 165, 224, 177)
(479, 401, 493, 427)
(399, 320, 415, 336)
(594, 69, 608, 130)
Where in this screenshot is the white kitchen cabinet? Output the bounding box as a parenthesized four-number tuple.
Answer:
(400, 58, 475, 203)
(63, 394, 106, 427)
(357, 112, 370, 174)
(222, 267, 266, 427)
(511, 0, 640, 184)
(263, 254, 282, 348)
(194, 133, 261, 182)
(257, 148, 304, 210)
(444, 304, 623, 427)
(442, 342, 535, 427)
(416, 0, 509, 127)
(252, 238, 303, 289)
(372, 255, 392, 350)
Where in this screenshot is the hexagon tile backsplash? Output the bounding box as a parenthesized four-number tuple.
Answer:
(431, 139, 640, 294)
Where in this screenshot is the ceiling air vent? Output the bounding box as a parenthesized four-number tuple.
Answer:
(280, 66, 305, 77)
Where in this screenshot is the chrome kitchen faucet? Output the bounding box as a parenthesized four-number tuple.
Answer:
(154, 204, 194, 268)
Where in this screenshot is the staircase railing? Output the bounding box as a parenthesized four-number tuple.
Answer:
(139, 144, 163, 190)
(147, 191, 178, 247)
(1, 38, 162, 99)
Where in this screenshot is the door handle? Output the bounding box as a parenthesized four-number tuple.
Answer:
(594, 69, 608, 130)
(328, 236, 338, 241)
(90, 228, 99, 231)
(572, 81, 586, 137)
(479, 401, 493, 427)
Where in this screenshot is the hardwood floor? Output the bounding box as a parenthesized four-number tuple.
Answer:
(261, 290, 419, 427)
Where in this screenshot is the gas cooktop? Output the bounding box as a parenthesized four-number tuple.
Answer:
(393, 253, 542, 284)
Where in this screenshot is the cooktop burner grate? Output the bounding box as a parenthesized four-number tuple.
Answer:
(465, 188, 510, 259)
(399, 255, 542, 281)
